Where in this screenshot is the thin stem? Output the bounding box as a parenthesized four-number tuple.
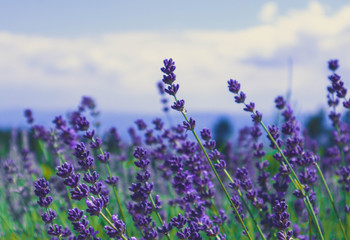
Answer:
(94, 140, 130, 237)
(100, 212, 128, 240)
(56, 152, 74, 208)
(238, 189, 265, 240)
(338, 130, 348, 238)
(309, 214, 312, 240)
(258, 118, 325, 240)
(208, 199, 226, 234)
(149, 194, 171, 240)
(112, 186, 125, 220)
(170, 93, 252, 238)
(188, 119, 253, 240)
(315, 163, 348, 240)
(171, 94, 253, 239)
(222, 169, 265, 240)
(105, 207, 113, 219)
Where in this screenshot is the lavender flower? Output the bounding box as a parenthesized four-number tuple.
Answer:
(183, 118, 196, 131)
(105, 176, 119, 186)
(71, 183, 89, 200)
(86, 196, 104, 216)
(272, 200, 292, 232)
(328, 59, 339, 71)
(135, 119, 147, 130)
(83, 171, 99, 184)
(34, 178, 50, 198)
(24, 109, 34, 124)
(104, 215, 127, 238)
(76, 116, 90, 131)
(68, 208, 84, 222)
(161, 58, 176, 85)
(56, 162, 74, 178)
(97, 152, 110, 163)
(37, 196, 53, 208)
(47, 224, 63, 236)
(171, 99, 185, 112)
(41, 208, 57, 224)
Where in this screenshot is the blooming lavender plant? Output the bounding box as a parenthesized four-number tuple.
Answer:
(4, 58, 350, 240)
(227, 78, 326, 240)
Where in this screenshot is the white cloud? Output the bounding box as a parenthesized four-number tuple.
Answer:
(1, 1, 350, 116)
(259, 2, 278, 23)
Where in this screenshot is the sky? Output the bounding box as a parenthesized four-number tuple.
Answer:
(1, 0, 350, 119)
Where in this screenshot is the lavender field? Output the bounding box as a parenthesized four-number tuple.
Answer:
(0, 58, 350, 240)
(3, 1, 350, 240)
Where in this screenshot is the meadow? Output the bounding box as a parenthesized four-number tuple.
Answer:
(0, 58, 349, 240)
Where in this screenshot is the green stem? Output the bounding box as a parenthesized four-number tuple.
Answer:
(258, 118, 325, 240)
(56, 152, 74, 208)
(100, 212, 128, 240)
(309, 214, 312, 240)
(315, 163, 347, 240)
(209, 198, 226, 234)
(113, 186, 126, 224)
(223, 168, 266, 240)
(188, 119, 252, 239)
(335, 123, 348, 238)
(105, 207, 113, 218)
(149, 194, 171, 240)
(94, 140, 130, 237)
(171, 94, 253, 240)
(238, 189, 265, 240)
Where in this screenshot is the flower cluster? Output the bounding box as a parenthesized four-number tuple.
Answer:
(2, 58, 349, 240)
(34, 178, 72, 238)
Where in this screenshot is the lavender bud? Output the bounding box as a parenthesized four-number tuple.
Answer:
(24, 109, 34, 124)
(328, 59, 339, 71)
(83, 171, 99, 184)
(227, 79, 241, 94)
(252, 111, 262, 123)
(97, 152, 110, 163)
(86, 196, 104, 216)
(83, 130, 95, 139)
(183, 117, 196, 131)
(171, 213, 187, 229)
(37, 196, 53, 208)
(56, 162, 74, 178)
(243, 102, 255, 112)
(135, 119, 147, 130)
(47, 224, 63, 236)
(200, 128, 212, 141)
(275, 96, 286, 109)
(41, 208, 57, 224)
(71, 183, 89, 200)
(171, 99, 185, 112)
(68, 208, 84, 222)
(76, 116, 90, 131)
(105, 176, 119, 186)
(90, 137, 102, 149)
(234, 92, 246, 103)
(104, 215, 127, 238)
(34, 178, 50, 198)
(64, 173, 81, 188)
(52, 115, 66, 129)
(165, 84, 180, 96)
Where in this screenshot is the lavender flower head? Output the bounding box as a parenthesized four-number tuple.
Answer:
(34, 178, 50, 198)
(24, 109, 34, 124)
(161, 58, 176, 85)
(328, 59, 339, 71)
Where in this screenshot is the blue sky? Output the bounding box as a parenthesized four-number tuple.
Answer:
(1, 1, 350, 117)
(0, 1, 346, 35)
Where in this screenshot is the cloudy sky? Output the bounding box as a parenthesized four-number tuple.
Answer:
(1, 0, 350, 117)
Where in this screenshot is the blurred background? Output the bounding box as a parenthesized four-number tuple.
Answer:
(1, 0, 350, 138)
